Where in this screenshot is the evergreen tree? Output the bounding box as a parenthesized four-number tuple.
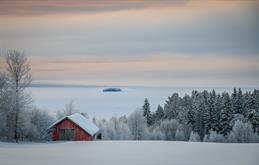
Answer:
(237, 88, 244, 114)
(231, 88, 243, 114)
(204, 90, 218, 134)
(246, 90, 259, 133)
(215, 94, 222, 132)
(193, 93, 205, 141)
(154, 104, 164, 121)
(231, 88, 238, 113)
(253, 90, 259, 112)
(142, 98, 152, 126)
(220, 92, 233, 136)
(242, 92, 251, 118)
(247, 109, 259, 133)
(164, 93, 180, 119)
(188, 91, 198, 129)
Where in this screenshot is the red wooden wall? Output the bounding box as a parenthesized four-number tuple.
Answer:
(51, 119, 93, 141)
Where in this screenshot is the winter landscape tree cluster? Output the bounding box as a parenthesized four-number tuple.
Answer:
(0, 51, 54, 142)
(97, 90, 259, 143)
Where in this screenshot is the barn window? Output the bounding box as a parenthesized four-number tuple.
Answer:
(59, 128, 75, 140)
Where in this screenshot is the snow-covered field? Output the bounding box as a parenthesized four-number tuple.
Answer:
(0, 141, 258, 165)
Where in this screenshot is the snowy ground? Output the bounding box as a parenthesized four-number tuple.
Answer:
(0, 141, 258, 165)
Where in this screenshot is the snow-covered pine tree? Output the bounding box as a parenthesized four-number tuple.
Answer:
(237, 88, 244, 114)
(142, 98, 152, 126)
(154, 104, 164, 122)
(253, 90, 259, 112)
(245, 90, 259, 133)
(180, 94, 192, 110)
(193, 92, 206, 141)
(231, 88, 243, 115)
(204, 90, 218, 134)
(214, 94, 222, 133)
(164, 93, 180, 119)
(220, 92, 233, 136)
(231, 88, 238, 114)
(242, 91, 251, 118)
(247, 109, 259, 133)
(188, 91, 198, 130)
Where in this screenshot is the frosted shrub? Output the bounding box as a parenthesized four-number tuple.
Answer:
(149, 127, 165, 140)
(97, 117, 133, 140)
(204, 131, 226, 143)
(159, 119, 179, 140)
(189, 131, 200, 142)
(228, 120, 257, 143)
(128, 109, 148, 140)
(175, 128, 185, 141)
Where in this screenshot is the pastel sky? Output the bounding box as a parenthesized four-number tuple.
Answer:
(0, 0, 259, 87)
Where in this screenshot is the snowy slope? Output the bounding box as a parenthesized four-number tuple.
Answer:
(0, 141, 258, 165)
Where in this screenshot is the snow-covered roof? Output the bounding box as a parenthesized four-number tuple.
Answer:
(48, 113, 99, 136)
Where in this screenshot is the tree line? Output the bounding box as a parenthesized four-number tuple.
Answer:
(96, 89, 259, 142)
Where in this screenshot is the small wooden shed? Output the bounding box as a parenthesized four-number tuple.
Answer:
(48, 113, 99, 141)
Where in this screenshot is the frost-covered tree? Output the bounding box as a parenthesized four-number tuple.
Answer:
(247, 109, 259, 133)
(188, 91, 199, 129)
(5, 50, 32, 142)
(189, 131, 200, 142)
(159, 119, 179, 140)
(219, 92, 233, 136)
(203, 131, 226, 143)
(214, 94, 222, 132)
(228, 120, 258, 143)
(253, 90, 259, 113)
(154, 104, 164, 122)
(204, 90, 218, 133)
(231, 88, 243, 115)
(193, 92, 206, 141)
(28, 108, 54, 140)
(98, 116, 132, 140)
(164, 93, 180, 119)
(128, 109, 148, 140)
(175, 127, 185, 141)
(56, 100, 80, 119)
(0, 73, 11, 140)
(142, 98, 152, 126)
(149, 127, 165, 140)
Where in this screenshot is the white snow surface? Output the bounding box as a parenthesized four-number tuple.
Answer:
(48, 113, 99, 136)
(0, 141, 258, 165)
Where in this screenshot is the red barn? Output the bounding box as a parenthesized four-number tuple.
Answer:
(48, 113, 100, 141)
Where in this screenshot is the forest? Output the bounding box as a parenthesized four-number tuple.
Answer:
(0, 51, 259, 142)
(97, 88, 259, 143)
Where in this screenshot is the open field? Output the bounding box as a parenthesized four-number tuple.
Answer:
(0, 141, 258, 165)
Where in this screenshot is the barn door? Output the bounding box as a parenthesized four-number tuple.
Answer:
(59, 129, 66, 140)
(59, 129, 74, 140)
(66, 129, 74, 140)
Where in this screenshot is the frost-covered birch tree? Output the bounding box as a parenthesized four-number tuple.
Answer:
(5, 50, 32, 142)
(128, 109, 148, 140)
